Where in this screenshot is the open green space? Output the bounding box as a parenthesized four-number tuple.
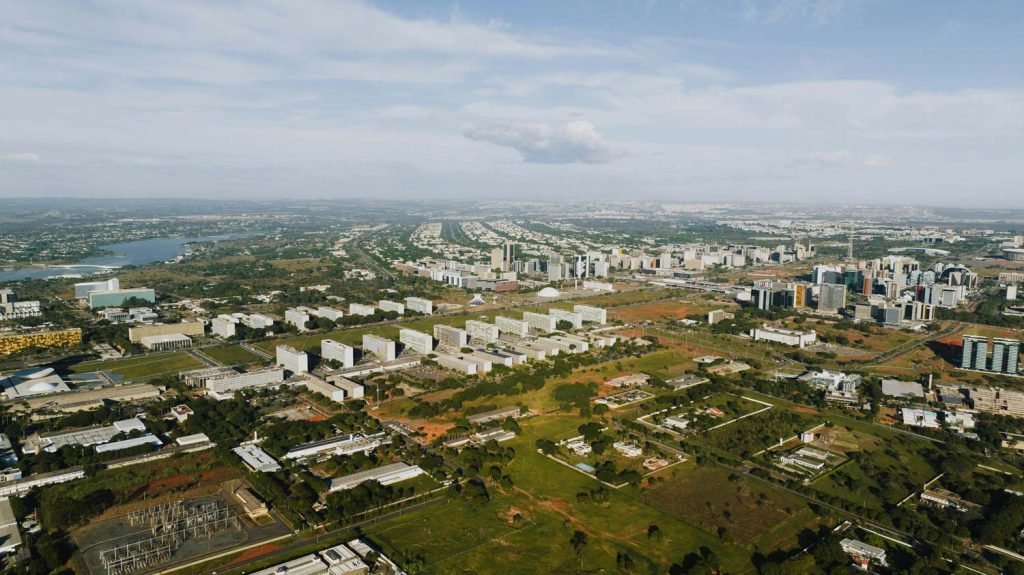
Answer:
(202, 344, 264, 366)
(67, 351, 204, 380)
(641, 464, 812, 546)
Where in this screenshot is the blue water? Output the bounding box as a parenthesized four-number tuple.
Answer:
(0, 235, 234, 282)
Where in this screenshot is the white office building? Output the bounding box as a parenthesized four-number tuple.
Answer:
(74, 278, 119, 299)
(522, 311, 556, 333)
(573, 305, 608, 324)
(400, 328, 434, 354)
(285, 308, 312, 331)
(277, 345, 309, 374)
(321, 339, 355, 368)
(349, 303, 376, 316)
(405, 297, 433, 315)
(206, 367, 285, 394)
(465, 320, 499, 343)
(378, 300, 406, 315)
(750, 325, 817, 348)
(496, 316, 529, 337)
(211, 316, 237, 338)
(549, 308, 583, 329)
(362, 334, 396, 361)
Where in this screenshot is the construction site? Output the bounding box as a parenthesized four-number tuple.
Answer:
(74, 495, 291, 575)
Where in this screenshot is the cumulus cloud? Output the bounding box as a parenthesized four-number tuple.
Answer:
(464, 120, 618, 164)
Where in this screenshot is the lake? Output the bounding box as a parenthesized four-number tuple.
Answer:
(0, 235, 235, 282)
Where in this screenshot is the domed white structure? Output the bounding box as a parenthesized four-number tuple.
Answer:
(537, 287, 560, 298)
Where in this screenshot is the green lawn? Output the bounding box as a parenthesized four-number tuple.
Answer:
(68, 351, 204, 380)
(202, 344, 264, 366)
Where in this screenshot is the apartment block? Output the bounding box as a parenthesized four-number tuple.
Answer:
(321, 339, 355, 368)
(496, 316, 529, 337)
(400, 328, 434, 354)
(276, 345, 309, 374)
(349, 303, 376, 316)
(573, 304, 608, 324)
(433, 324, 468, 349)
(362, 334, 396, 361)
(405, 297, 433, 315)
(522, 311, 556, 333)
(465, 320, 499, 343)
(377, 300, 405, 315)
(549, 308, 583, 329)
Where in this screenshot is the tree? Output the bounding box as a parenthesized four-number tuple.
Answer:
(569, 530, 588, 564)
(647, 524, 662, 541)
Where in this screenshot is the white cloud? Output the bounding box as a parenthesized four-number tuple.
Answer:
(0, 152, 41, 163)
(464, 120, 619, 164)
(792, 150, 853, 167)
(742, 0, 862, 25)
(863, 154, 896, 168)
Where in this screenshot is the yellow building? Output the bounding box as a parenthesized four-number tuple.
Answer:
(0, 328, 82, 355)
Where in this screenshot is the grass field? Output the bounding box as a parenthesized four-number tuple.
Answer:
(203, 344, 264, 366)
(367, 415, 757, 574)
(641, 465, 811, 546)
(68, 351, 204, 380)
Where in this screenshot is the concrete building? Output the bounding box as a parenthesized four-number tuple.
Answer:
(128, 321, 205, 343)
(969, 387, 1024, 417)
(12, 382, 160, 414)
(881, 379, 925, 399)
(349, 303, 376, 316)
(961, 335, 1020, 374)
(573, 304, 608, 324)
(707, 309, 735, 325)
(88, 287, 156, 309)
(1, 367, 71, 400)
(467, 405, 523, 424)
(74, 278, 119, 299)
(405, 297, 433, 315)
(333, 378, 365, 399)
(329, 462, 423, 492)
(465, 320, 499, 343)
(232, 444, 281, 473)
(433, 352, 481, 375)
(0, 497, 23, 556)
(316, 307, 345, 321)
(286, 307, 313, 331)
(549, 308, 583, 329)
(522, 311, 557, 333)
(496, 316, 529, 337)
(211, 316, 237, 338)
(362, 334, 396, 361)
(433, 324, 467, 349)
(750, 325, 817, 348)
(284, 432, 384, 461)
(377, 300, 405, 315)
(291, 375, 350, 402)
(140, 333, 192, 351)
(276, 345, 309, 374)
(321, 339, 355, 368)
(817, 283, 847, 311)
(400, 328, 434, 354)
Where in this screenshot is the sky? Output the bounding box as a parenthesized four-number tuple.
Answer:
(1, 0, 1023, 206)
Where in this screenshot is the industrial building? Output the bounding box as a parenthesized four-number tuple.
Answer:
(321, 339, 355, 368)
(328, 462, 423, 492)
(233, 444, 282, 473)
(400, 328, 434, 354)
(362, 334, 396, 361)
(276, 345, 309, 374)
(284, 432, 385, 461)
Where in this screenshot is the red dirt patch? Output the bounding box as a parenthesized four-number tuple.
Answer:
(228, 543, 283, 565)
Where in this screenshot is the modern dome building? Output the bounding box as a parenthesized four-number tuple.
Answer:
(537, 287, 560, 298)
(1, 366, 71, 401)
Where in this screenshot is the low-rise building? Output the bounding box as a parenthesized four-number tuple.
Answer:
(232, 444, 281, 473)
(328, 462, 423, 492)
(128, 321, 204, 342)
(604, 373, 651, 388)
(234, 486, 270, 520)
(902, 407, 941, 429)
(140, 333, 192, 351)
(750, 325, 817, 348)
(467, 405, 523, 424)
(840, 538, 887, 567)
(881, 379, 925, 399)
(284, 433, 385, 461)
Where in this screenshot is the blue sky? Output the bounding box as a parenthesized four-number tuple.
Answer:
(1, 0, 1022, 205)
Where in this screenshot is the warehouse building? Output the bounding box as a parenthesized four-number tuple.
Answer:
(328, 462, 423, 492)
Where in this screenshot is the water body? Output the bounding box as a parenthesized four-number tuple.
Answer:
(0, 235, 235, 282)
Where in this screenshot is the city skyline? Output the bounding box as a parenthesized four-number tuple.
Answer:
(1, 1, 1023, 205)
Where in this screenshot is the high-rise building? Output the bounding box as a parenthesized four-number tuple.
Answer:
(490, 248, 503, 271)
(992, 338, 1020, 375)
(961, 335, 986, 370)
(276, 345, 309, 374)
(433, 325, 467, 349)
(362, 334, 396, 361)
(465, 320, 499, 343)
(400, 328, 434, 354)
(321, 339, 355, 368)
(818, 284, 847, 312)
(503, 242, 516, 265)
